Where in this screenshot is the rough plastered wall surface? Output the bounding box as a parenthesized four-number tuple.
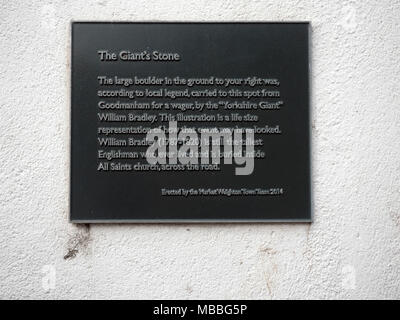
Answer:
(0, 0, 399, 300)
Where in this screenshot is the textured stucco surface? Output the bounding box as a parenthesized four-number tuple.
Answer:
(0, 0, 399, 299)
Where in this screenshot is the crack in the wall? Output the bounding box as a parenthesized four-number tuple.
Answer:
(63, 224, 91, 260)
(258, 246, 278, 298)
(389, 210, 400, 229)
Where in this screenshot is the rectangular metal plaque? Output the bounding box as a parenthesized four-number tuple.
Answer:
(71, 22, 311, 222)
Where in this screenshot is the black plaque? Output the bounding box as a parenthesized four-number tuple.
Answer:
(71, 22, 311, 222)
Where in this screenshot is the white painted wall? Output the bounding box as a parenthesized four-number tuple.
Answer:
(1, 0, 399, 299)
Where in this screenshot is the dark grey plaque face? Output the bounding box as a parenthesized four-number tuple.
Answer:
(71, 22, 311, 222)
